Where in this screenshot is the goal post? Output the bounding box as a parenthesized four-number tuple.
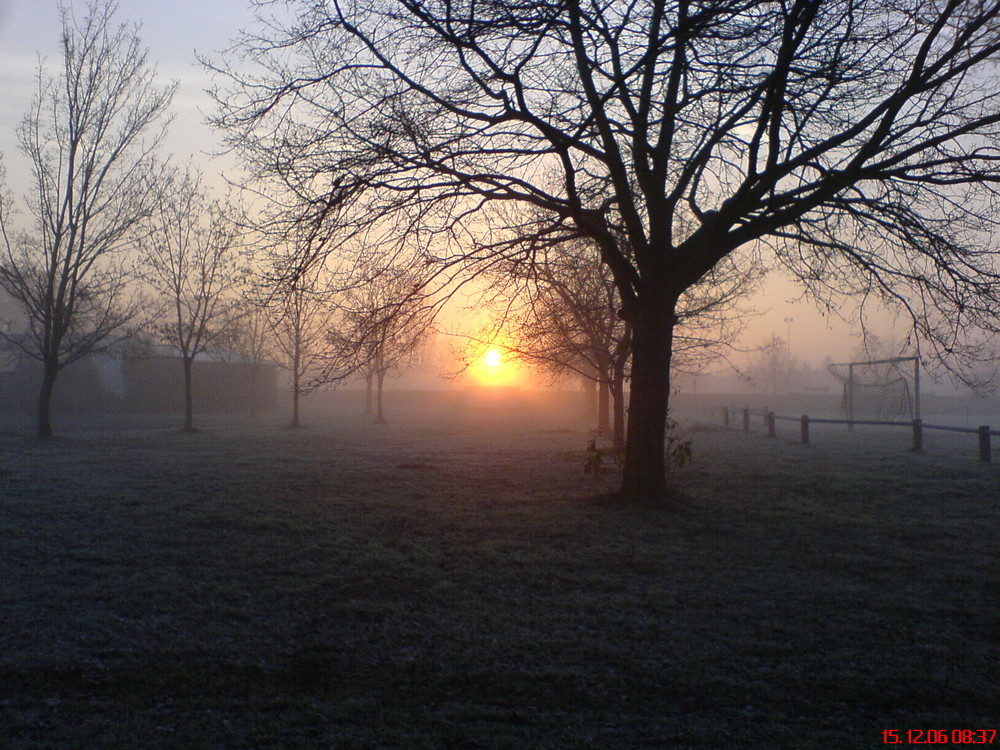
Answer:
(827, 356, 921, 427)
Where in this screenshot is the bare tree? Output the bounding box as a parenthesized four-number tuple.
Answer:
(501, 236, 759, 448)
(214, 299, 276, 420)
(0, 0, 173, 437)
(494, 239, 630, 442)
(214, 0, 1000, 501)
(264, 255, 337, 429)
(325, 264, 435, 424)
(748, 334, 803, 396)
(142, 168, 245, 432)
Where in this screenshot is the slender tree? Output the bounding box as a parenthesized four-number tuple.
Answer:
(748, 334, 801, 396)
(0, 0, 173, 437)
(325, 263, 435, 424)
(265, 257, 337, 428)
(214, 0, 1000, 501)
(142, 168, 245, 432)
(214, 299, 276, 420)
(500, 237, 759, 448)
(496, 240, 630, 441)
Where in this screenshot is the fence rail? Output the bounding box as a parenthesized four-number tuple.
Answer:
(722, 406, 997, 463)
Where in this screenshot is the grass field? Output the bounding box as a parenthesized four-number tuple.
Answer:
(2, 395, 998, 749)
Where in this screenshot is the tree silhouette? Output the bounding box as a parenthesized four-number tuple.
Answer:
(213, 0, 1000, 501)
(142, 169, 245, 432)
(324, 264, 435, 424)
(265, 256, 337, 429)
(0, 0, 173, 437)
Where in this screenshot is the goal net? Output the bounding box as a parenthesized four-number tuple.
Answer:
(827, 356, 920, 421)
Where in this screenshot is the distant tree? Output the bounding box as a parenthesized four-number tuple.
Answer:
(141, 168, 245, 432)
(214, 0, 1000, 501)
(501, 237, 759, 449)
(214, 299, 276, 420)
(748, 334, 804, 396)
(325, 264, 435, 424)
(498, 239, 630, 444)
(263, 255, 337, 429)
(0, 1, 173, 437)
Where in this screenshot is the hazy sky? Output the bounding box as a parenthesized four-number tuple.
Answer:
(0, 0, 255, 178)
(0, 0, 873, 367)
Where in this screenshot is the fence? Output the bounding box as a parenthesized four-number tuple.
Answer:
(722, 406, 997, 463)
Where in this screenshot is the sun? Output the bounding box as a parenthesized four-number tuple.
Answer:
(472, 346, 521, 387)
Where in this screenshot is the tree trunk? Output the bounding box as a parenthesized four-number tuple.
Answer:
(290, 379, 301, 428)
(619, 299, 676, 503)
(611, 373, 626, 455)
(582, 376, 597, 418)
(37, 358, 59, 439)
(182, 356, 196, 432)
(375, 371, 387, 424)
(289, 351, 302, 428)
(364, 373, 374, 415)
(248, 364, 258, 420)
(611, 325, 631, 455)
(597, 377, 610, 433)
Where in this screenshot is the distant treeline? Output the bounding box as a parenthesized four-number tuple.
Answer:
(0, 355, 278, 418)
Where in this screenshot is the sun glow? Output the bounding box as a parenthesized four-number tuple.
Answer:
(472, 346, 521, 387)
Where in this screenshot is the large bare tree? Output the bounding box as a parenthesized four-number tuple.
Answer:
(0, 0, 173, 437)
(213, 0, 1000, 501)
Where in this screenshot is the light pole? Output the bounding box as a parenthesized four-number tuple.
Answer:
(783, 317, 794, 389)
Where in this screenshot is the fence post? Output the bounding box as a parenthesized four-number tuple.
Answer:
(743, 407, 750, 433)
(911, 419, 923, 453)
(722, 406, 730, 429)
(847, 364, 855, 432)
(979, 426, 991, 463)
(800, 414, 809, 445)
(766, 411, 775, 437)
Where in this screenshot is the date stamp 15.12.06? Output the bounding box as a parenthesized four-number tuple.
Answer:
(882, 730, 997, 745)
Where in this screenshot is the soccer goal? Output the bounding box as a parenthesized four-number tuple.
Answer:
(827, 356, 921, 424)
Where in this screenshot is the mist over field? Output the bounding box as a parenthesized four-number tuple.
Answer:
(2, 388, 999, 748)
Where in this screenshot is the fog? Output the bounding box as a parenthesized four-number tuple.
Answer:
(4, 335, 998, 439)
(0, 0, 254, 195)
(3, 0, 995, 434)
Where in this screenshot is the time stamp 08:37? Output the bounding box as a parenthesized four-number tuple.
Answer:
(882, 730, 997, 744)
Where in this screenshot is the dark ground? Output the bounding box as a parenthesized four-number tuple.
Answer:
(2, 394, 998, 748)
